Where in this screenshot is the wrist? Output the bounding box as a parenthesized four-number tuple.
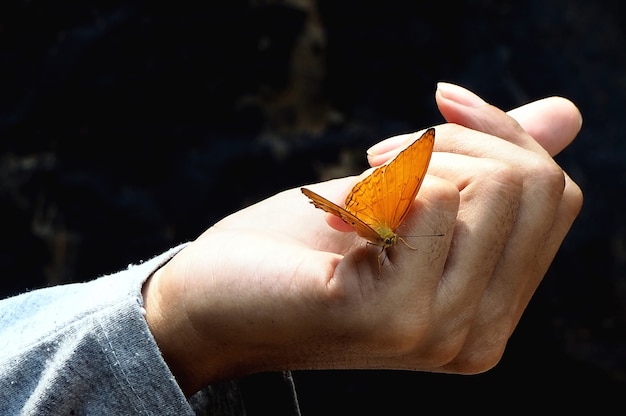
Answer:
(142, 267, 206, 395)
(141, 257, 264, 396)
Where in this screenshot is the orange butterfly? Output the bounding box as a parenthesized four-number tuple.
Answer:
(301, 127, 435, 249)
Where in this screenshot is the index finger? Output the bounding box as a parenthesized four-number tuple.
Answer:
(434, 82, 548, 155)
(435, 82, 582, 157)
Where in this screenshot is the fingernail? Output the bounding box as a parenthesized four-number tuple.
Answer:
(437, 82, 486, 107)
(366, 134, 411, 156)
(365, 142, 385, 156)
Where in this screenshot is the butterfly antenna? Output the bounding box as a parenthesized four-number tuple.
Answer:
(399, 232, 445, 250)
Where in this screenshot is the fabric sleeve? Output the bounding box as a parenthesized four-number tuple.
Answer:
(0, 244, 197, 415)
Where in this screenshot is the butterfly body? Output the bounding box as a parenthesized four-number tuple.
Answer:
(301, 128, 435, 248)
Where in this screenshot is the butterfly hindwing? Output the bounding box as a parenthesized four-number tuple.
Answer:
(300, 187, 383, 244)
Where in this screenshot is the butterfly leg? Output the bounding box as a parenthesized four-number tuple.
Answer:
(397, 236, 419, 250)
(376, 246, 387, 278)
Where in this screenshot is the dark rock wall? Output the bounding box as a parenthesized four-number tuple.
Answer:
(1, 0, 624, 412)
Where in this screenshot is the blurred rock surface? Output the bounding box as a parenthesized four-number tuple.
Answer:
(1, 0, 624, 412)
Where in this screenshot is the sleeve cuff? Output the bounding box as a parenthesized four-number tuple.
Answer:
(0, 243, 198, 415)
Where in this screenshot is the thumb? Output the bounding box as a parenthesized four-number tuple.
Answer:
(506, 96, 583, 156)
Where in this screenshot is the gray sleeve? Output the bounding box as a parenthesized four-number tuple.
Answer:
(0, 244, 196, 415)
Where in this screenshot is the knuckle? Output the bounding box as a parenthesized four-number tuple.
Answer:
(443, 322, 513, 374)
(525, 157, 566, 198)
(486, 161, 524, 193)
(379, 317, 432, 355)
(452, 345, 506, 374)
(469, 161, 524, 213)
(563, 177, 584, 217)
(470, 158, 523, 191)
(537, 163, 567, 196)
(422, 337, 468, 368)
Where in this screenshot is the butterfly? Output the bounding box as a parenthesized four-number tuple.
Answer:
(301, 127, 435, 251)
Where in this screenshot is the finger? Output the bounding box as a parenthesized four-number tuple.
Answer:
(389, 174, 459, 284)
(406, 153, 521, 364)
(422, 129, 577, 373)
(436, 164, 575, 374)
(511, 172, 583, 319)
(366, 99, 553, 168)
(435, 82, 548, 155)
(369, 84, 582, 166)
(336, 175, 459, 350)
(367, 132, 418, 166)
(506, 96, 583, 156)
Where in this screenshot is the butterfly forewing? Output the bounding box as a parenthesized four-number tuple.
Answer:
(345, 128, 435, 231)
(301, 127, 435, 247)
(386, 128, 434, 228)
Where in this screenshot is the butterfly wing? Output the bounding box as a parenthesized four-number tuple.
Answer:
(301, 187, 384, 244)
(345, 128, 435, 232)
(302, 128, 435, 247)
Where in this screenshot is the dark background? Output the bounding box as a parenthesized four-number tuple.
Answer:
(1, 0, 625, 413)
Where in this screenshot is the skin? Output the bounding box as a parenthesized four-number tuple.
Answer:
(142, 82, 583, 396)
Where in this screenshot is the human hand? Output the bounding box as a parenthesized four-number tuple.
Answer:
(366, 82, 583, 372)
(142, 83, 583, 396)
